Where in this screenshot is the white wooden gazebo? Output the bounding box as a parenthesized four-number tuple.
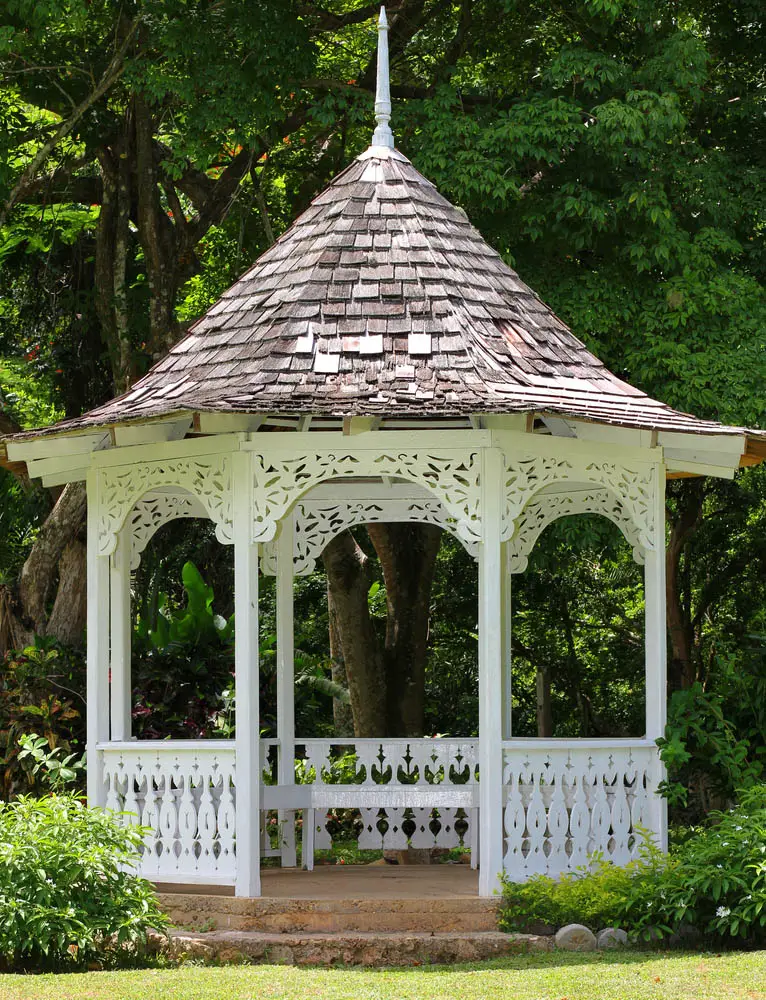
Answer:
(5, 9, 763, 898)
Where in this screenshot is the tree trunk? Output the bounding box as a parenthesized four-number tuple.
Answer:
(666, 480, 704, 691)
(321, 531, 386, 737)
(47, 539, 88, 645)
(323, 524, 443, 738)
(17, 482, 87, 636)
(536, 665, 553, 737)
(327, 580, 354, 736)
(366, 523, 442, 736)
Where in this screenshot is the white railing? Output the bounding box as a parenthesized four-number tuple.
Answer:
(295, 738, 478, 857)
(100, 740, 238, 884)
(501, 739, 661, 881)
(98, 737, 662, 886)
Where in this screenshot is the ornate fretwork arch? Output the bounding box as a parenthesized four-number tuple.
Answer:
(506, 487, 645, 574)
(250, 449, 482, 544)
(262, 496, 479, 576)
(127, 492, 208, 569)
(502, 455, 656, 551)
(97, 455, 232, 556)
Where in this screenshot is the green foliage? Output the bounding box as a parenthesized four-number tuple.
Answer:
(658, 682, 764, 808)
(17, 731, 84, 792)
(0, 640, 84, 799)
(619, 787, 766, 944)
(0, 793, 167, 971)
(500, 788, 766, 946)
(498, 855, 634, 933)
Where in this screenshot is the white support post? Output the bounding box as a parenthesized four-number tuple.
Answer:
(478, 447, 505, 896)
(86, 469, 110, 807)
(109, 527, 132, 741)
(233, 452, 261, 897)
(644, 461, 668, 851)
(500, 541, 513, 741)
(276, 513, 297, 868)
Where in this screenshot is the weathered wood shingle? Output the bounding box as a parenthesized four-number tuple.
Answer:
(31, 146, 746, 436)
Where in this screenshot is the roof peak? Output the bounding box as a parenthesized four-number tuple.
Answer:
(370, 6, 394, 150)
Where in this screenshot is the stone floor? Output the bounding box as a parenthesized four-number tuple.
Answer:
(157, 863, 480, 900)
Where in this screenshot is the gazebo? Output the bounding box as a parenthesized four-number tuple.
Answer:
(5, 8, 763, 899)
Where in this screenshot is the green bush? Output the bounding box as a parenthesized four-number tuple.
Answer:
(620, 786, 766, 944)
(0, 794, 167, 971)
(499, 787, 766, 946)
(499, 855, 634, 933)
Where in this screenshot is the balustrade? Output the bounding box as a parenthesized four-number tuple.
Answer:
(502, 739, 659, 880)
(98, 737, 661, 886)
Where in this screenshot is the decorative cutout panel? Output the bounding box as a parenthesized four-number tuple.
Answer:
(97, 455, 232, 555)
(262, 498, 478, 576)
(502, 455, 656, 550)
(128, 492, 208, 569)
(502, 742, 658, 880)
(251, 450, 481, 544)
(298, 738, 477, 854)
(102, 743, 236, 883)
(507, 488, 645, 574)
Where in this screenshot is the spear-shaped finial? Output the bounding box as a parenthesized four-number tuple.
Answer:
(371, 6, 394, 148)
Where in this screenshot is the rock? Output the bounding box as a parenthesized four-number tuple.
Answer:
(668, 924, 701, 948)
(554, 924, 597, 951)
(596, 927, 629, 949)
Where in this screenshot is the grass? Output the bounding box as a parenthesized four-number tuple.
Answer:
(0, 951, 764, 1000)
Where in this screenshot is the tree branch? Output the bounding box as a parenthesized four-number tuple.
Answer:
(1, 20, 140, 227)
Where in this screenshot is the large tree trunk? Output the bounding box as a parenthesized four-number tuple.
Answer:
(322, 524, 442, 738)
(327, 580, 354, 736)
(366, 523, 441, 736)
(666, 480, 704, 691)
(321, 531, 386, 737)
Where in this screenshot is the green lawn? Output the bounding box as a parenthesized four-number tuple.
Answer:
(0, 952, 764, 1000)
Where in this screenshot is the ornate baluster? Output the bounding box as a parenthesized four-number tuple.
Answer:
(546, 764, 570, 877)
(568, 761, 591, 870)
(525, 764, 549, 876)
(503, 768, 526, 874)
(197, 762, 217, 874)
(157, 767, 178, 875)
(176, 763, 199, 873)
(589, 752, 612, 859)
(217, 760, 236, 876)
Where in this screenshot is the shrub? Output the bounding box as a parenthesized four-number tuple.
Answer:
(620, 786, 766, 944)
(498, 854, 634, 933)
(499, 787, 766, 946)
(0, 794, 167, 971)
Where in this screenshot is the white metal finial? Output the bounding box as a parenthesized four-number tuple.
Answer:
(371, 6, 394, 149)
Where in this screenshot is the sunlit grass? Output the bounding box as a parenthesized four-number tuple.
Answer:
(0, 950, 764, 1000)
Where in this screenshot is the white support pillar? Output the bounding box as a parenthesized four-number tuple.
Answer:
(276, 513, 297, 868)
(233, 452, 261, 897)
(86, 469, 110, 807)
(500, 541, 512, 741)
(478, 447, 505, 896)
(109, 527, 132, 741)
(644, 461, 668, 851)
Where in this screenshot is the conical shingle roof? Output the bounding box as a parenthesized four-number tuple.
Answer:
(52, 145, 739, 436)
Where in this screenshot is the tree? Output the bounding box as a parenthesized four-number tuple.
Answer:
(1, 0, 764, 736)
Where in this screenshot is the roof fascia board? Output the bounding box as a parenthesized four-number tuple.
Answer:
(241, 429, 494, 452)
(196, 413, 265, 434)
(658, 431, 746, 457)
(42, 467, 88, 487)
(566, 422, 654, 449)
(113, 418, 192, 447)
(91, 432, 242, 469)
(6, 432, 110, 464)
(665, 459, 736, 480)
(664, 446, 743, 471)
(491, 429, 661, 466)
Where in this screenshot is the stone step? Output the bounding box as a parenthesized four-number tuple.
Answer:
(159, 892, 500, 934)
(161, 929, 553, 966)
